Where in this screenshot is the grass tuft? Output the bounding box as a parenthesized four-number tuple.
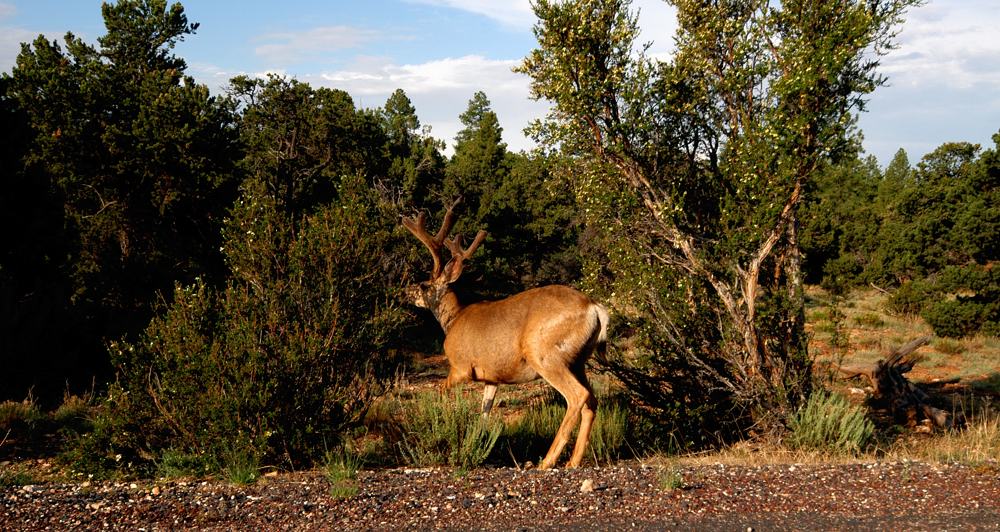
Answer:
(399, 390, 503, 470)
(787, 391, 874, 454)
(324, 448, 362, 499)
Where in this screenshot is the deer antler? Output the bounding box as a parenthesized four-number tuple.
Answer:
(443, 230, 487, 280)
(402, 198, 463, 279)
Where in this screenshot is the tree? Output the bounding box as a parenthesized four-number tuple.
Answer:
(444, 91, 509, 225)
(381, 88, 445, 207)
(518, 0, 918, 433)
(230, 74, 386, 216)
(2, 0, 239, 400)
(799, 154, 882, 293)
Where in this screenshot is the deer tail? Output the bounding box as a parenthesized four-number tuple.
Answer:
(590, 303, 610, 363)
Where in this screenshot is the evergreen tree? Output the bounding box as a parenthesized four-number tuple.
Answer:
(2, 0, 239, 400)
(381, 88, 445, 207)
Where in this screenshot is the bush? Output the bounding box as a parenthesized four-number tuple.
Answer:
(92, 175, 408, 474)
(923, 299, 986, 338)
(399, 390, 503, 471)
(885, 280, 935, 316)
(787, 391, 874, 454)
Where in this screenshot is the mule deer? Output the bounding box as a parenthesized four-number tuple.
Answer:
(402, 202, 609, 469)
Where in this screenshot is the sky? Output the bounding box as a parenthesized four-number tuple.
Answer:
(1, 0, 998, 165)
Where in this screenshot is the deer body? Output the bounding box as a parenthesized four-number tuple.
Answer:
(403, 204, 608, 469)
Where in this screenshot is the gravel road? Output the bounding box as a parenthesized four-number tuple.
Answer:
(3, 460, 999, 530)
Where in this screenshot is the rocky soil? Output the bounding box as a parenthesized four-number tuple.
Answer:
(3, 460, 999, 530)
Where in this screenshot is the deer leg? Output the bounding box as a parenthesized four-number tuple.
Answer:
(537, 368, 592, 469)
(481, 383, 498, 416)
(566, 368, 597, 468)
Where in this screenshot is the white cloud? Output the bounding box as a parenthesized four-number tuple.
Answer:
(406, 0, 534, 29)
(634, 0, 678, 59)
(254, 25, 379, 64)
(306, 54, 548, 153)
(878, 0, 1000, 90)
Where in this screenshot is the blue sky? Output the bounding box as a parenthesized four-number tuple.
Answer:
(2, 1, 998, 165)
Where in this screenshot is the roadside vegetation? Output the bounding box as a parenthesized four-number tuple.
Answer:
(2, 0, 997, 487)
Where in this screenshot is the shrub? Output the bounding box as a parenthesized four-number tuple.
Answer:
(399, 390, 503, 471)
(885, 280, 935, 316)
(787, 391, 874, 454)
(93, 175, 408, 474)
(923, 299, 986, 338)
(933, 338, 966, 356)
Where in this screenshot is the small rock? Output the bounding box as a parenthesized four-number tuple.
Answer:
(581, 479, 595, 493)
(151, 486, 161, 496)
(81, 481, 92, 488)
(264, 471, 279, 478)
(130, 483, 138, 489)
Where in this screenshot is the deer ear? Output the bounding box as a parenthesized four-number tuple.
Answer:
(442, 259, 463, 284)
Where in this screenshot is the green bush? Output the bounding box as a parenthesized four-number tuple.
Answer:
(886, 280, 935, 316)
(787, 391, 874, 454)
(923, 299, 986, 338)
(92, 175, 408, 474)
(399, 390, 503, 471)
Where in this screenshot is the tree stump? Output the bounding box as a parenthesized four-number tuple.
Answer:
(839, 336, 952, 429)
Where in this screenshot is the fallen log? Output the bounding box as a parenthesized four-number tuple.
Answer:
(839, 336, 953, 429)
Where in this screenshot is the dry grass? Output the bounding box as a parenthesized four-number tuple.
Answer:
(808, 287, 1000, 390)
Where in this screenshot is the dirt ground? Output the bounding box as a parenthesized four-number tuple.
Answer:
(4, 460, 999, 530)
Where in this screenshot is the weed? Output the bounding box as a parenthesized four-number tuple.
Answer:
(157, 449, 213, 479)
(220, 447, 259, 485)
(589, 401, 628, 465)
(933, 338, 966, 356)
(787, 391, 874, 454)
(658, 467, 684, 491)
(0, 468, 34, 489)
(852, 312, 885, 328)
(324, 448, 362, 484)
(324, 448, 362, 499)
(0, 398, 43, 431)
(399, 390, 503, 470)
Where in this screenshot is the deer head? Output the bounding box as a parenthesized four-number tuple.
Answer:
(402, 200, 486, 320)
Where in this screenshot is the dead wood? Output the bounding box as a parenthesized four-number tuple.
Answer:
(839, 336, 953, 429)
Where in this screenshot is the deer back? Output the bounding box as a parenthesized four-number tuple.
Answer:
(444, 285, 602, 384)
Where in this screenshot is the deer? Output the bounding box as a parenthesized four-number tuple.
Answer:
(402, 201, 609, 469)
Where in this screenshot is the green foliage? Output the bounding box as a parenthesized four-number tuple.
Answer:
(381, 88, 445, 208)
(787, 391, 874, 454)
(0, 399, 45, 435)
(0, 469, 35, 489)
(502, 397, 565, 464)
(658, 467, 684, 491)
(399, 390, 503, 471)
(220, 445, 260, 485)
(852, 312, 885, 329)
(518, 0, 915, 438)
(156, 449, 213, 479)
(933, 338, 965, 356)
(2, 0, 239, 401)
(100, 174, 408, 472)
(923, 300, 987, 339)
(588, 401, 628, 464)
(886, 279, 936, 316)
